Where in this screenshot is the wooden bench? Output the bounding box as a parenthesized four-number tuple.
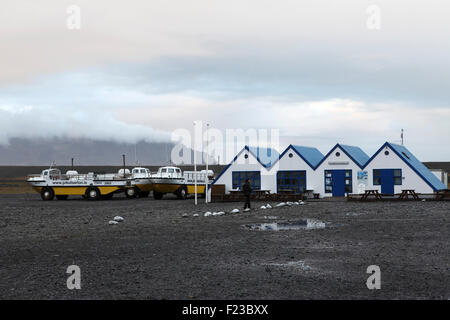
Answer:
(360, 189, 383, 201)
(435, 189, 450, 200)
(398, 189, 420, 200)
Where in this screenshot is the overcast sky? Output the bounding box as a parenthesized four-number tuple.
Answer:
(1, 0, 449, 161)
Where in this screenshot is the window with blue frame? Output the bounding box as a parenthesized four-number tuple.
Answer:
(344, 170, 352, 193)
(373, 169, 402, 185)
(232, 171, 261, 191)
(393, 169, 402, 185)
(373, 169, 381, 185)
(324, 170, 352, 193)
(325, 171, 332, 193)
(276, 171, 306, 193)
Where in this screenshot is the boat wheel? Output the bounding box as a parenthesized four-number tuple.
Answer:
(125, 187, 138, 199)
(41, 187, 54, 201)
(85, 187, 100, 200)
(177, 186, 187, 200)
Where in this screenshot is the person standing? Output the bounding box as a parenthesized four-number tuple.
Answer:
(243, 178, 252, 211)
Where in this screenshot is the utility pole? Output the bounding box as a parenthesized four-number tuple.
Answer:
(205, 122, 209, 204)
(194, 122, 198, 205)
(122, 154, 126, 177)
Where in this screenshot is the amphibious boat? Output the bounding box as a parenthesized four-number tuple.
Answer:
(27, 167, 133, 200)
(150, 166, 213, 200)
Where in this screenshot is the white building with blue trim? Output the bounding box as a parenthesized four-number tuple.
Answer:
(314, 144, 370, 197)
(362, 142, 446, 194)
(211, 142, 447, 197)
(267, 145, 323, 194)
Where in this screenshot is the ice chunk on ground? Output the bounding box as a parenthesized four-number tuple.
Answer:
(193, 213, 199, 217)
(266, 204, 272, 209)
(244, 208, 251, 212)
(204, 211, 212, 217)
(276, 202, 286, 207)
(108, 220, 119, 225)
(113, 216, 124, 222)
(231, 209, 240, 214)
(260, 205, 267, 210)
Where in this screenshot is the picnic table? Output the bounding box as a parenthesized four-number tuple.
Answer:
(435, 189, 450, 200)
(278, 189, 296, 194)
(254, 189, 271, 200)
(228, 190, 242, 201)
(398, 189, 420, 200)
(360, 189, 383, 201)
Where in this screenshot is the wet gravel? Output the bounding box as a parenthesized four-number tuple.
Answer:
(0, 194, 449, 299)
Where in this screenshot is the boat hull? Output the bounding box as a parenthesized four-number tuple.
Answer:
(132, 178, 154, 192)
(31, 185, 123, 196)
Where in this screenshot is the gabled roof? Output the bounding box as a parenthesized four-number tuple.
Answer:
(364, 142, 447, 191)
(290, 145, 324, 168)
(339, 145, 370, 167)
(211, 145, 278, 186)
(315, 143, 369, 169)
(247, 146, 279, 168)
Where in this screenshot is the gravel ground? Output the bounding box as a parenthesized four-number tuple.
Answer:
(0, 194, 449, 300)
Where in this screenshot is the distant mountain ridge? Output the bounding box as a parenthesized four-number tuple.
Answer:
(0, 138, 215, 166)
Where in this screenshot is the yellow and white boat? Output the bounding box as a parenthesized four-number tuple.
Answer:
(150, 166, 212, 200)
(27, 168, 133, 201)
(124, 167, 154, 198)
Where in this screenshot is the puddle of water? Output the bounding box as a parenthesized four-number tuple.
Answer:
(245, 219, 326, 231)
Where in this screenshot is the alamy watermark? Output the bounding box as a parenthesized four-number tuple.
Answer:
(66, 265, 81, 290)
(366, 5, 381, 30)
(170, 121, 280, 173)
(366, 265, 381, 290)
(66, 5, 81, 30)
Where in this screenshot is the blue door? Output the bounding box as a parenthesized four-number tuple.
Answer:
(380, 169, 395, 194)
(331, 170, 346, 197)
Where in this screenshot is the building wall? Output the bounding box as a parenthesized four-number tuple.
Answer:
(431, 169, 449, 187)
(213, 144, 438, 197)
(267, 146, 316, 192)
(314, 146, 362, 197)
(213, 149, 271, 193)
(364, 145, 434, 194)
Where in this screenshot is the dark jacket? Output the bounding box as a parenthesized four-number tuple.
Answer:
(242, 182, 252, 196)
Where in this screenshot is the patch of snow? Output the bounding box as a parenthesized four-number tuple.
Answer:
(113, 216, 124, 222)
(231, 209, 240, 214)
(108, 220, 119, 225)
